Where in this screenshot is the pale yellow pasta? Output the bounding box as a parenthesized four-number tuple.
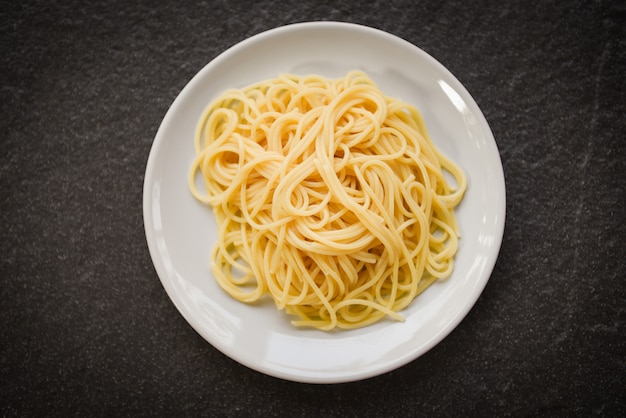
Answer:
(189, 71, 466, 330)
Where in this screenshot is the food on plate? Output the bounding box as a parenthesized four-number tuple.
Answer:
(189, 71, 466, 330)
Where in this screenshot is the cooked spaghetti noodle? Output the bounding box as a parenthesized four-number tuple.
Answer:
(189, 71, 466, 330)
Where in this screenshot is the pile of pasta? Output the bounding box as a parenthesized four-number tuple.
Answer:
(189, 71, 466, 330)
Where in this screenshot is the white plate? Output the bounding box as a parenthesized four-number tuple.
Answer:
(143, 21, 505, 384)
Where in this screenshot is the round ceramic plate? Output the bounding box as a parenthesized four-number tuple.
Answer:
(143, 22, 505, 384)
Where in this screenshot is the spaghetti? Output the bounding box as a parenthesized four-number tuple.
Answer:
(189, 71, 466, 330)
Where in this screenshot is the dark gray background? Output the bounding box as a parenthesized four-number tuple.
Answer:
(2, 0, 624, 416)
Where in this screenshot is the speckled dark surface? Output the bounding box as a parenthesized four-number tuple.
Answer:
(1, 0, 625, 416)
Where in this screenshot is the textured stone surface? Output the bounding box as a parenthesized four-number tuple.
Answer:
(1, 0, 624, 416)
